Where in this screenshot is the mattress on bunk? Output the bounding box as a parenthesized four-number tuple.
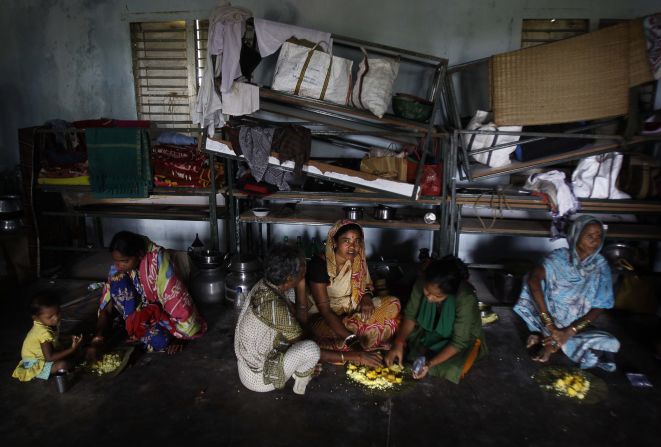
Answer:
(491, 21, 651, 126)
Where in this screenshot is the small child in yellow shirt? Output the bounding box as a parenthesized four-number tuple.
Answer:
(12, 294, 82, 382)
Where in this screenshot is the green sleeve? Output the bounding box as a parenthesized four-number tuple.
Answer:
(403, 279, 425, 322)
(449, 287, 479, 351)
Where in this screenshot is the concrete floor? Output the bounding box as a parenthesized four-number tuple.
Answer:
(1, 256, 660, 446)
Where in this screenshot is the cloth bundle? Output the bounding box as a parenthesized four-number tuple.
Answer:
(152, 144, 222, 188)
(85, 128, 152, 198)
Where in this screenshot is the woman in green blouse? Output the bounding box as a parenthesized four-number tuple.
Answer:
(385, 256, 487, 383)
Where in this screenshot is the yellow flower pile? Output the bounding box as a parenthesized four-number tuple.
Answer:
(545, 371, 591, 400)
(86, 352, 122, 376)
(346, 363, 404, 390)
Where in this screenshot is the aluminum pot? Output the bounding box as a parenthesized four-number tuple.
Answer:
(225, 254, 262, 304)
(343, 206, 363, 220)
(190, 266, 226, 304)
(373, 205, 396, 220)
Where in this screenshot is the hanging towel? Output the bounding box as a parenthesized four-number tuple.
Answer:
(86, 128, 152, 198)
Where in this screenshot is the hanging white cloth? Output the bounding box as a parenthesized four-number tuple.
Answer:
(254, 18, 332, 57)
(192, 4, 255, 137)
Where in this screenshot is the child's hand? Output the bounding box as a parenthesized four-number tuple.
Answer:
(71, 334, 83, 350)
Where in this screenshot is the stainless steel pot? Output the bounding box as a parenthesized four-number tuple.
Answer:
(373, 205, 396, 220)
(225, 254, 262, 304)
(190, 266, 226, 304)
(343, 206, 363, 220)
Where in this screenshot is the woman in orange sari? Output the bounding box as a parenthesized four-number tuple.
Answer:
(306, 220, 400, 357)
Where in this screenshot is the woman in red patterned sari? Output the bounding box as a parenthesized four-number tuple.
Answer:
(87, 231, 206, 358)
(306, 220, 400, 356)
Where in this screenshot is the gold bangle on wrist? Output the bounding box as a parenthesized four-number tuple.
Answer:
(540, 312, 554, 327)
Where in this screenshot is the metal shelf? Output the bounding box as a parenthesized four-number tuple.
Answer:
(239, 207, 438, 231)
(42, 204, 224, 222)
(232, 190, 443, 206)
(461, 217, 661, 240)
(36, 184, 219, 197)
(457, 193, 661, 214)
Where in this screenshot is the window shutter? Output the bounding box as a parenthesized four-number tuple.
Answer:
(521, 19, 589, 48)
(130, 21, 202, 128)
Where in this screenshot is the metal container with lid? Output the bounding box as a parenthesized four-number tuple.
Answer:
(225, 254, 262, 304)
(189, 250, 230, 304)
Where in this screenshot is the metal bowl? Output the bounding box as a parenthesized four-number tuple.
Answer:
(343, 206, 363, 220)
(373, 205, 396, 220)
(251, 208, 270, 217)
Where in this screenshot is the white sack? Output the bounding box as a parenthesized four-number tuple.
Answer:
(351, 51, 399, 118)
(464, 110, 521, 168)
(571, 152, 630, 199)
(271, 41, 352, 105)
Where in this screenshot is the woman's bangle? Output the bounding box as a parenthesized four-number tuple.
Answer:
(344, 334, 358, 347)
(574, 318, 591, 332)
(540, 312, 554, 327)
(340, 352, 345, 364)
(92, 335, 104, 343)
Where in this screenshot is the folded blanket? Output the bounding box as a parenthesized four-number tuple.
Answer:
(86, 128, 152, 198)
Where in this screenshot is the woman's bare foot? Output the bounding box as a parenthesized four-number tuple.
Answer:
(165, 339, 185, 355)
(526, 334, 541, 349)
(532, 345, 555, 363)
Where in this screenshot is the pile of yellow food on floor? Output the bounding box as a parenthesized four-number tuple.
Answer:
(346, 363, 404, 390)
(546, 371, 591, 400)
(85, 352, 122, 376)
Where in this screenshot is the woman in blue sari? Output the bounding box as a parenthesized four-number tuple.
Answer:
(514, 215, 620, 371)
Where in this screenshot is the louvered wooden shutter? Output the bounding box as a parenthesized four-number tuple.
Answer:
(131, 20, 204, 128)
(521, 19, 589, 48)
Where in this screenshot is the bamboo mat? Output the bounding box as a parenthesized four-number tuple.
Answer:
(491, 22, 639, 126)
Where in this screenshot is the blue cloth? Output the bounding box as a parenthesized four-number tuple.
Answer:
(156, 132, 197, 146)
(514, 215, 620, 370)
(20, 359, 54, 380)
(102, 267, 172, 352)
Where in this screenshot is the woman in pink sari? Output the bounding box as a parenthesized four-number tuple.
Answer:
(87, 231, 206, 357)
